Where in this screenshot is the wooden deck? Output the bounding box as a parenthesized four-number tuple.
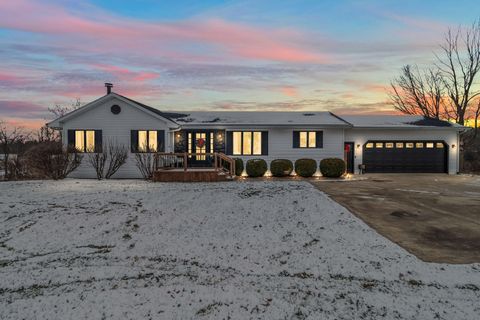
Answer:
(152, 152, 236, 182)
(152, 168, 234, 182)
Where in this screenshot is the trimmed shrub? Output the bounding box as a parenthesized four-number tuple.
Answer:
(294, 158, 317, 177)
(320, 158, 346, 178)
(234, 158, 244, 176)
(246, 159, 267, 177)
(270, 159, 293, 177)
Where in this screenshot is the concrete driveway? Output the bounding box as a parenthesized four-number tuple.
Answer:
(311, 174, 480, 264)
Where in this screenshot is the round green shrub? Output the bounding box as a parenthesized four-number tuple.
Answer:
(320, 158, 346, 178)
(246, 159, 268, 177)
(294, 158, 317, 177)
(233, 158, 244, 176)
(270, 159, 293, 177)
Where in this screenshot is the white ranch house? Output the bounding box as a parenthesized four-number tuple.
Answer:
(47, 84, 465, 179)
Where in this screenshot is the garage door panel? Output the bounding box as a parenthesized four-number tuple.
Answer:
(363, 141, 447, 173)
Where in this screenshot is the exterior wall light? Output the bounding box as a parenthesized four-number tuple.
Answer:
(452, 144, 456, 149)
(356, 144, 360, 149)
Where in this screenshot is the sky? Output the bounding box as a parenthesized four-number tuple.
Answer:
(0, 0, 479, 129)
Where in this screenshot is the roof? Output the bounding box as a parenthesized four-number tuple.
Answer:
(339, 115, 464, 129)
(47, 93, 179, 128)
(116, 94, 186, 122)
(165, 111, 351, 127)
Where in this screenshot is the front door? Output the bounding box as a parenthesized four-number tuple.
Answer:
(187, 131, 214, 167)
(344, 142, 354, 173)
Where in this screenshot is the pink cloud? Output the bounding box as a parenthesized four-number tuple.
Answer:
(0, 0, 326, 64)
(279, 86, 299, 97)
(92, 64, 159, 82)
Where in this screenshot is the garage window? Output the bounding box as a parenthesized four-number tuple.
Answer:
(396, 142, 404, 148)
(426, 142, 434, 148)
(406, 143, 414, 148)
(366, 143, 374, 148)
(375, 142, 383, 148)
(386, 143, 394, 148)
(416, 142, 424, 148)
(436, 143, 444, 148)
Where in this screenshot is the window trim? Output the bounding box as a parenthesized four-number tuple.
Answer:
(231, 131, 263, 156)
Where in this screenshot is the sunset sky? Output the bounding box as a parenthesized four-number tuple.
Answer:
(0, 0, 478, 129)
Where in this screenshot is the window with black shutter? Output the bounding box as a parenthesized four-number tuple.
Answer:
(226, 131, 267, 155)
(293, 131, 323, 148)
(67, 129, 101, 152)
(130, 130, 165, 153)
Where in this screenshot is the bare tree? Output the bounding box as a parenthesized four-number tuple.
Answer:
(48, 98, 82, 118)
(105, 141, 128, 179)
(88, 152, 108, 180)
(0, 121, 30, 179)
(36, 125, 60, 143)
(435, 21, 480, 125)
(135, 153, 156, 180)
(25, 142, 83, 180)
(390, 65, 446, 119)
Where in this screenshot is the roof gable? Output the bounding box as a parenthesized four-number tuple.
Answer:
(47, 93, 178, 128)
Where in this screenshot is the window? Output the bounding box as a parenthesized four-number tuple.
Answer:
(385, 143, 394, 148)
(436, 142, 444, 148)
(138, 130, 158, 152)
(131, 130, 164, 153)
(293, 131, 323, 148)
(416, 142, 424, 148)
(71, 130, 97, 152)
(231, 131, 264, 155)
(406, 143, 414, 148)
(365, 143, 374, 148)
(375, 142, 383, 148)
(396, 142, 404, 148)
(426, 142, 434, 148)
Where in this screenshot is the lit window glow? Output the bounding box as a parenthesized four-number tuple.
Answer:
(233, 132, 242, 155)
(232, 131, 262, 155)
(396, 142, 404, 148)
(138, 130, 158, 152)
(74, 130, 95, 152)
(298, 131, 316, 148)
(385, 142, 394, 148)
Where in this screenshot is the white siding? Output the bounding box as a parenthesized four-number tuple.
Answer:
(62, 96, 172, 178)
(344, 128, 460, 174)
(228, 127, 344, 174)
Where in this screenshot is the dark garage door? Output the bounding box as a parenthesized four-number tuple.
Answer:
(363, 141, 447, 173)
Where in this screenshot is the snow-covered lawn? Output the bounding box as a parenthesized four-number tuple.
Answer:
(0, 180, 479, 319)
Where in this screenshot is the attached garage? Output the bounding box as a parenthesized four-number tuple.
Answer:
(362, 141, 448, 173)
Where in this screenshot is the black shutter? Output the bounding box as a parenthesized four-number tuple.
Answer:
(316, 131, 323, 148)
(226, 131, 233, 155)
(131, 130, 138, 153)
(261, 131, 268, 155)
(94, 130, 102, 153)
(67, 130, 75, 149)
(157, 130, 165, 152)
(292, 131, 299, 148)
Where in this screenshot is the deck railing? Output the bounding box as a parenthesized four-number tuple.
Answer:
(154, 152, 236, 177)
